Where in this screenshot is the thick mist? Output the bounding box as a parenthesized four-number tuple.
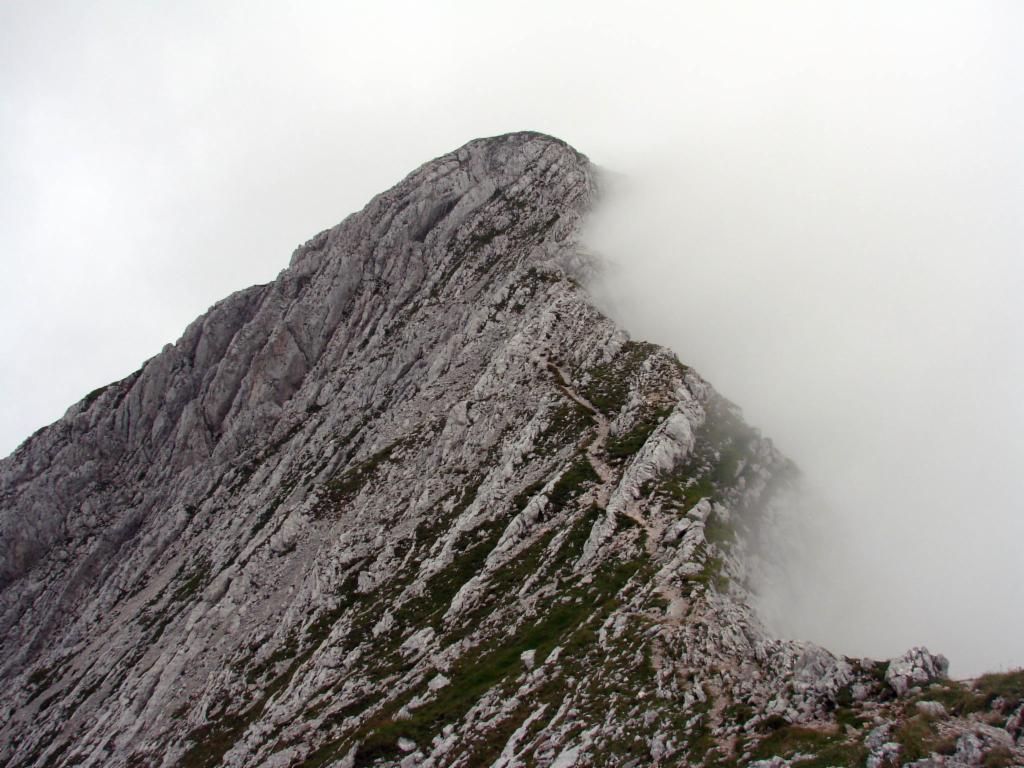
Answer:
(583, 94, 1024, 677)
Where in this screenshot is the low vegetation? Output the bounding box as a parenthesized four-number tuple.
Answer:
(606, 405, 671, 461)
(580, 341, 659, 416)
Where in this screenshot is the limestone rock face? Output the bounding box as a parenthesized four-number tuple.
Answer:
(886, 647, 951, 698)
(1, 132, 1020, 768)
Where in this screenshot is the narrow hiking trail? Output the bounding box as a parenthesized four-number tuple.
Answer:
(545, 356, 692, 635)
(546, 354, 759, 731)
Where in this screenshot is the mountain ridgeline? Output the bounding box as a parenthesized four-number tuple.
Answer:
(1, 133, 1021, 768)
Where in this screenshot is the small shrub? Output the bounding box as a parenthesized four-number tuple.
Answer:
(511, 480, 545, 513)
(547, 456, 600, 512)
(83, 383, 111, 408)
(722, 702, 754, 725)
(982, 745, 1017, 768)
(580, 342, 657, 416)
(892, 715, 955, 763)
(606, 406, 671, 461)
(324, 443, 396, 503)
(975, 669, 1024, 710)
(749, 725, 836, 761)
(760, 714, 790, 732)
(537, 401, 594, 452)
(792, 740, 869, 768)
(924, 681, 985, 715)
(703, 511, 735, 546)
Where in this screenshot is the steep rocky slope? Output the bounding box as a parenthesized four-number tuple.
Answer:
(1, 132, 1021, 768)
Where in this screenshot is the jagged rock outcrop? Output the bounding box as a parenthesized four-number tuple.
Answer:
(1, 132, 1021, 768)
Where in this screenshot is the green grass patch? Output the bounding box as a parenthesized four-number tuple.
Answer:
(415, 477, 483, 545)
(606, 406, 671, 461)
(833, 706, 868, 731)
(245, 632, 299, 684)
(749, 725, 841, 762)
(982, 745, 1018, 768)
(250, 493, 287, 537)
(703, 511, 735, 546)
(511, 480, 546, 514)
(891, 715, 956, 763)
(24, 662, 67, 704)
(324, 444, 396, 504)
(918, 671, 1023, 717)
(181, 644, 319, 767)
(295, 738, 349, 768)
(482, 528, 557, 600)
(689, 554, 729, 593)
(395, 519, 505, 632)
(975, 668, 1024, 710)
(722, 702, 755, 726)
(663, 473, 716, 512)
(918, 682, 984, 716)
(580, 341, 658, 416)
(170, 556, 212, 604)
(177, 695, 261, 768)
(658, 390, 763, 520)
(791, 740, 869, 768)
(83, 382, 112, 408)
(547, 456, 600, 512)
(353, 554, 645, 766)
(557, 505, 603, 562)
(537, 401, 595, 453)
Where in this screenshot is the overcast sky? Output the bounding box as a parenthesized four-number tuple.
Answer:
(1, 2, 1021, 675)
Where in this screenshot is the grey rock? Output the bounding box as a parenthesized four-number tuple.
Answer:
(917, 700, 948, 718)
(953, 732, 984, 765)
(0, 132, 1016, 768)
(886, 646, 950, 697)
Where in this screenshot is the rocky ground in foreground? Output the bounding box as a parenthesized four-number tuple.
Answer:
(1, 132, 1021, 768)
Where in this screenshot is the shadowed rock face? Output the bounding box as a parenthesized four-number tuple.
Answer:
(0, 133, 1019, 768)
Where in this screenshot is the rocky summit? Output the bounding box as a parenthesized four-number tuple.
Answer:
(1, 132, 1021, 768)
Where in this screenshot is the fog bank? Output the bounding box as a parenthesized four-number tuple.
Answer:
(583, 97, 1024, 676)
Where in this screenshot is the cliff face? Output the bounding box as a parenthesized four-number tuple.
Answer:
(1, 133, 1020, 768)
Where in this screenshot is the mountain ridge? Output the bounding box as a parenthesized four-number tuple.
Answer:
(1, 132, 1020, 768)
